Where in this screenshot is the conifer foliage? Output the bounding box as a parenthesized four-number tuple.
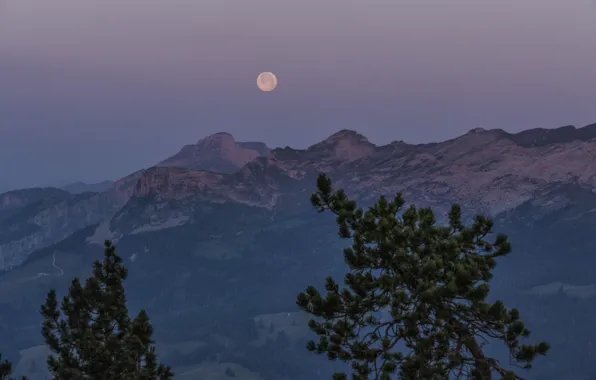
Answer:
(40, 240, 173, 380)
(297, 174, 549, 379)
(0, 354, 26, 380)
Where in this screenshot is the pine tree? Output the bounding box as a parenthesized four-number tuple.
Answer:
(40, 240, 173, 380)
(0, 353, 26, 380)
(297, 174, 549, 380)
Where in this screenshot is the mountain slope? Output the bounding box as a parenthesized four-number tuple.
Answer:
(3, 123, 596, 379)
(0, 172, 142, 269)
(5, 169, 596, 380)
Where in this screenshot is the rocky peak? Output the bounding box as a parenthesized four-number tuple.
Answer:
(158, 132, 270, 174)
(196, 132, 236, 149)
(323, 129, 370, 143)
(308, 129, 375, 161)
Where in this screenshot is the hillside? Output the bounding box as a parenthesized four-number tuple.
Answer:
(2, 123, 596, 379)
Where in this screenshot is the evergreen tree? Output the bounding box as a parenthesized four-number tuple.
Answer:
(297, 174, 549, 380)
(40, 240, 173, 380)
(0, 353, 26, 380)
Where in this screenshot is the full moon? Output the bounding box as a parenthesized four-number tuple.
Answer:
(257, 72, 278, 92)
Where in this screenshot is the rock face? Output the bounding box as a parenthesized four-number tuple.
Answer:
(2, 124, 596, 269)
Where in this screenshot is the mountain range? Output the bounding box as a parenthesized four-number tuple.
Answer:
(2, 123, 596, 379)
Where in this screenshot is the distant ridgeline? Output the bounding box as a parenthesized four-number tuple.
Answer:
(2, 124, 596, 379)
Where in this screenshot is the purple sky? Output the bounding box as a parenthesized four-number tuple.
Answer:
(1, 0, 595, 188)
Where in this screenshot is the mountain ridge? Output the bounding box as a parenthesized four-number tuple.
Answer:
(3, 123, 596, 379)
(72, 122, 596, 257)
(2, 123, 596, 269)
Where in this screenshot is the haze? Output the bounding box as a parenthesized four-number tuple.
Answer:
(0, 0, 595, 188)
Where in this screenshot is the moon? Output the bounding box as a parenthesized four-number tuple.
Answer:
(257, 72, 278, 92)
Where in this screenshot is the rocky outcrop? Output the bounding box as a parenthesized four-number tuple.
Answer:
(158, 132, 270, 173)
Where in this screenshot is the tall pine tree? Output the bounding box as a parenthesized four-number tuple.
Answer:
(297, 174, 549, 379)
(40, 240, 173, 380)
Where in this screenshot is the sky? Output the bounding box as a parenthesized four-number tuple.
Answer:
(0, 0, 595, 188)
